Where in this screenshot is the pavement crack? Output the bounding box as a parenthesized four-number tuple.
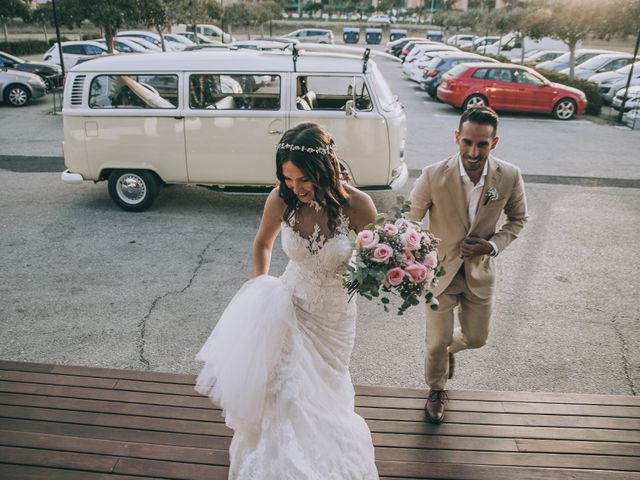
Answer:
(137, 233, 222, 370)
(611, 313, 637, 396)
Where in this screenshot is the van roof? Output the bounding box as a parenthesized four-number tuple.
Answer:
(69, 49, 375, 74)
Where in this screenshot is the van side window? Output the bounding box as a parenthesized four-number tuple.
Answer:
(296, 76, 372, 111)
(89, 74, 178, 109)
(188, 74, 280, 110)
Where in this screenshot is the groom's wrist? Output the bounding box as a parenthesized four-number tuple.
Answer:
(488, 240, 498, 256)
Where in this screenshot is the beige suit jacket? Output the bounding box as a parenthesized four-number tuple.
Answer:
(408, 154, 528, 299)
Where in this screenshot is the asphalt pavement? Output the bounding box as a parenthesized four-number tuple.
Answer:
(1, 48, 638, 396)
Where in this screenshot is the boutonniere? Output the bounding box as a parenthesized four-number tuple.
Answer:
(483, 187, 499, 205)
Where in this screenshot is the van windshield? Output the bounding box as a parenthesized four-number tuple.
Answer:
(371, 65, 397, 111)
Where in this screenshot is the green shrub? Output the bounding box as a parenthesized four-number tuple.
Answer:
(0, 37, 71, 56)
(535, 68, 602, 116)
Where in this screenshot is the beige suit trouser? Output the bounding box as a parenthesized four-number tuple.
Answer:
(425, 269, 493, 390)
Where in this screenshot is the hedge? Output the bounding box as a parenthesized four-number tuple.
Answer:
(534, 68, 602, 116)
(0, 38, 71, 56)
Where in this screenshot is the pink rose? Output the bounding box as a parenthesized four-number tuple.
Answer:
(402, 229, 422, 251)
(355, 230, 379, 249)
(422, 251, 438, 268)
(394, 218, 410, 230)
(403, 249, 415, 265)
(386, 267, 406, 286)
(370, 243, 394, 263)
(384, 223, 398, 236)
(405, 263, 428, 283)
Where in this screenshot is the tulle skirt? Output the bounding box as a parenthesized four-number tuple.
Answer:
(195, 275, 378, 479)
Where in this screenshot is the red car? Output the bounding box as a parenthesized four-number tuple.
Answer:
(437, 62, 587, 120)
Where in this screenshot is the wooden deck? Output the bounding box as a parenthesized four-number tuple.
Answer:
(0, 360, 638, 480)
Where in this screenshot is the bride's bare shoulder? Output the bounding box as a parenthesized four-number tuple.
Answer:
(342, 185, 377, 231)
(264, 186, 287, 216)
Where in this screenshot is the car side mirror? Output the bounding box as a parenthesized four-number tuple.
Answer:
(345, 99, 357, 117)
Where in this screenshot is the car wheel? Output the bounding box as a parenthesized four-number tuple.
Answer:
(552, 98, 576, 120)
(107, 170, 160, 212)
(463, 94, 487, 110)
(4, 84, 30, 107)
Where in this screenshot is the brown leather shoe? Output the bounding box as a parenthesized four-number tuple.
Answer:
(448, 352, 455, 379)
(425, 390, 448, 424)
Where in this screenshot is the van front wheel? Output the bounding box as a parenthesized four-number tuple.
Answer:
(108, 170, 160, 212)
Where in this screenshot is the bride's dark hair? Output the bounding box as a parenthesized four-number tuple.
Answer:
(276, 122, 349, 233)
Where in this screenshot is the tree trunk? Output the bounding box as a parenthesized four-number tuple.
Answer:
(3, 23, 8, 43)
(42, 23, 49, 43)
(156, 25, 166, 52)
(192, 22, 199, 44)
(568, 36, 577, 80)
(105, 26, 115, 54)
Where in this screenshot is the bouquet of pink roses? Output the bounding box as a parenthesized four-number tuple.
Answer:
(344, 197, 444, 315)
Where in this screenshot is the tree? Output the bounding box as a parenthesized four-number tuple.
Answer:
(138, 0, 171, 51)
(519, 0, 604, 79)
(0, 0, 30, 43)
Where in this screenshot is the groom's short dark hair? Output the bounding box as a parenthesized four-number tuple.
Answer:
(459, 107, 499, 137)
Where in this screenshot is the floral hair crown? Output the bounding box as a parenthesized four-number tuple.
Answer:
(277, 142, 334, 156)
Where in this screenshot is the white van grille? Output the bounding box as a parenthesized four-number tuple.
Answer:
(70, 75, 86, 106)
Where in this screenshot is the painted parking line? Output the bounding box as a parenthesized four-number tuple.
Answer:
(430, 111, 592, 124)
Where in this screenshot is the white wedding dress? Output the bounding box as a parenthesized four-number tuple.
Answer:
(195, 207, 379, 480)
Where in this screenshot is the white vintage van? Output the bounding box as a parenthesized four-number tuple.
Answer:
(61, 48, 407, 211)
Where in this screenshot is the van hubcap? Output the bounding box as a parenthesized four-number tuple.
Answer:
(9, 88, 28, 106)
(116, 174, 146, 204)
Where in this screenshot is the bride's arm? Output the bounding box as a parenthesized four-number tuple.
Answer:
(252, 188, 286, 277)
(344, 186, 378, 233)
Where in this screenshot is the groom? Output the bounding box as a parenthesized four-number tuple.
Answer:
(407, 107, 528, 423)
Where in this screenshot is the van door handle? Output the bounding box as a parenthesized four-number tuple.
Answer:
(174, 116, 184, 120)
(269, 129, 283, 134)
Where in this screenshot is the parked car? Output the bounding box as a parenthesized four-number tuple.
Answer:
(282, 29, 334, 44)
(184, 43, 229, 52)
(437, 62, 587, 120)
(1, 68, 46, 106)
(446, 34, 476, 46)
(560, 53, 636, 80)
(0, 51, 63, 89)
(184, 24, 234, 43)
(385, 36, 424, 53)
(175, 31, 221, 45)
(470, 36, 500, 54)
(402, 45, 461, 82)
(117, 30, 179, 51)
(612, 85, 640, 112)
(537, 49, 618, 72)
(95, 38, 150, 54)
(420, 52, 498, 97)
(43, 41, 108, 68)
(368, 14, 391, 24)
(163, 33, 195, 48)
(117, 36, 161, 52)
(403, 43, 458, 67)
(589, 62, 640, 103)
(399, 40, 436, 60)
(511, 50, 564, 66)
(483, 32, 569, 60)
(232, 40, 290, 51)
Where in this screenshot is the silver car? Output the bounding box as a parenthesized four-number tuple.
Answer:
(1, 68, 46, 107)
(282, 29, 334, 44)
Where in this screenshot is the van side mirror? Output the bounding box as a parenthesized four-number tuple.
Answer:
(345, 99, 357, 117)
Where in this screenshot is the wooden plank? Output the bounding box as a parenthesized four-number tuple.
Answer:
(0, 445, 118, 472)
(0, 393, 223, 423)
(372, 432, 519, 452)
(0, 418, 231, 450)
(516, 438, 640, 456)
(357, 406, 640, 430)
(356, 385, 640, 407)
(376, 461, 640, 480)
(0, 464, 168, 480)
(0, 370, 118, 389)
(0, 430, 229, 466)
(0, 361, 55, 374)
(374, 446, 640, 471)
(113, 458, 228, 480)
(366, 419, 640, 443)
(356, 396, 640, 418)
(0, 404, 232, 437)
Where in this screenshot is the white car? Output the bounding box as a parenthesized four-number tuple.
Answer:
(117, 30, 180, 51)
(446, 34, 476, 46)
(185, 24, 234, 43)
(117, 37, 162, 52)
(403, 43, 458, 67)
(368, 14, 391, 24)
(511, 50, 565, 66)
(164, 34, 195, 48)
(43, 41, 108, 67)
(588, 61, 640, 103)
(612, 85, 640, 112)
(402, 46, 461, 82)
(560, 53, 636, 79)
(471, 36, 500, 54)
(96, 38, 150, 54)
(175, 31, 223, 45)
(283, 29, 334, 44)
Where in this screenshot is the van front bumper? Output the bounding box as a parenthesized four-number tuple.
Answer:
(389, 163, 408, 190)
(61, 169, 85, 184)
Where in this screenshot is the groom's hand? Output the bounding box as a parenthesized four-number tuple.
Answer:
(460, 236, 493, 259)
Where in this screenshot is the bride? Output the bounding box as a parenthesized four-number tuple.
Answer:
(195, 122, 380, 479)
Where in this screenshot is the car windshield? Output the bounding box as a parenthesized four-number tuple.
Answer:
(577, 55, 621, 70)
(616, 61, 640, 74)
(371, 64, 396, 111)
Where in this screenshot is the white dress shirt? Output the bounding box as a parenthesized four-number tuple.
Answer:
(458, 156, 499, 256)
